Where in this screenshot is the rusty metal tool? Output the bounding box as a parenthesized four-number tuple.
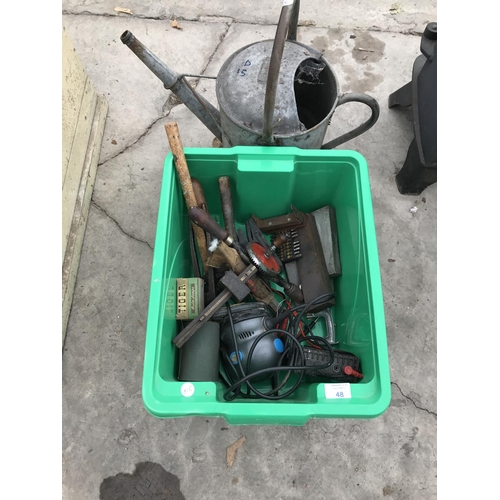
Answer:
(295, 213, 335, 312)
(246, 240, 303, 303)
(190, 206, 302, 303)
(172, 263, 258, 348)
(164, 122, 208, 270)
(188, 222, 202, 278)
(189, 206, 279, 311)
(252, 205, 306, 234)
(173, 232, 292, 348)
(272, 228, 302, 262)
(191, 178, 216, 302)
(218, 176, 238, 242)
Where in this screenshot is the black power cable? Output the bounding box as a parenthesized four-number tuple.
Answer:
(221, 293, 336, 401)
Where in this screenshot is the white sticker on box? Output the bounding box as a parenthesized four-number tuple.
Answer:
(283, 0, 294, 6)
(324, 383, 352, 399)
(181, 382, 195, 397)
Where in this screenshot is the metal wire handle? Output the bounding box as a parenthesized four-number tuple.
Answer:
(321, 93, 380, 149)
(261, 0, 300, 145)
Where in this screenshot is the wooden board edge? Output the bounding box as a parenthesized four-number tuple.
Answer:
(62, 95, 108, 346)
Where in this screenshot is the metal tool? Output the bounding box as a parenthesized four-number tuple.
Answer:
(189, 207, 279, 311)
(273, 228, 301, 262)
(172, 264, 258, 348)
(307, 308, 338, 345)
(312, 205, 342, 277)
(246, 240, 303, 303)
(284, 261, 300, 287)
(120, 0, 380, 149)
(164, 122, 208, 270)
(190, 207, 302, 303)
(294, 213, 335, 312)
(218, 176, 238, 242)
(192, 178, 217, 302)
(189, 206, 239, 250)
(252, 206, 305, 234)
(188, 221, 201, 279)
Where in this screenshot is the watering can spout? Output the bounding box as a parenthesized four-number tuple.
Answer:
(120, 30, 222, 140)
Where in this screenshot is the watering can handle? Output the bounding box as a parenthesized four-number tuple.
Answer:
(287, 0, 300, 41)
(321, 93, 380, 149)
(262, 0, 300, 145)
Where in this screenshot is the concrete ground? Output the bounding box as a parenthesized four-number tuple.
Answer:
(62, 1, 437, 499)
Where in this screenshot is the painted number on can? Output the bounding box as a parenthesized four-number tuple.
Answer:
(236, 60, 252, 76)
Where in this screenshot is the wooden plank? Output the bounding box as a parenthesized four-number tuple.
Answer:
(62, 27, 87, 184)
(62, 78, 97, 262)
(62, 95, 108, 345)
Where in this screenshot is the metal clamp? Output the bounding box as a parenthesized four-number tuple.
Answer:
(307, 308, 338, 344)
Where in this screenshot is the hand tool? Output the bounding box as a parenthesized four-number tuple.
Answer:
(172, 263, 258, 348)
(246, 240, 303, 303)
(189, 206, 238, 249)
(252, 205, 305, 234)
(218, 176, 238, 242)
(164, 122, 209, 271)
(306, 308, 338, 344)
(188, 222, 201, 278)
(294, 212, 335, 312)
(191, 178, 216, 302)
(188, 207, 279, 311)
(190, 207, 301, 303)
(172, 224, 299, 348)
(272, 228, 302, 262)
(312, 205, 342, 277)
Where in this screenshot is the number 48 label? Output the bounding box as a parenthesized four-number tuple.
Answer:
(325, 383, 352, 399)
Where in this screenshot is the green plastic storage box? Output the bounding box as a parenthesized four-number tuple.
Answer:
(143, 146, 391, 425)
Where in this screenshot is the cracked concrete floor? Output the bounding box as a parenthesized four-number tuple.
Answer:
(62, 2, 437, 499)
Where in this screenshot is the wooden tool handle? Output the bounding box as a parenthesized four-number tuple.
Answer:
(191, 178, 208, 211)
(216, 241, 245, 274)
(165, 122, 198, 207)
(272, 233, 288, 249)
(165, 122, 208, 266)
(189, 207, 230, 243)
(216, 242, 279, 307)
(218, 176, 238, 241)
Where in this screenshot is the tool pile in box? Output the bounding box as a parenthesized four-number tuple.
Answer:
(166, 122, 363, 401)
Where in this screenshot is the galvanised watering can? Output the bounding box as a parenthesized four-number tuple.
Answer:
(121, 0, 379, 149)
